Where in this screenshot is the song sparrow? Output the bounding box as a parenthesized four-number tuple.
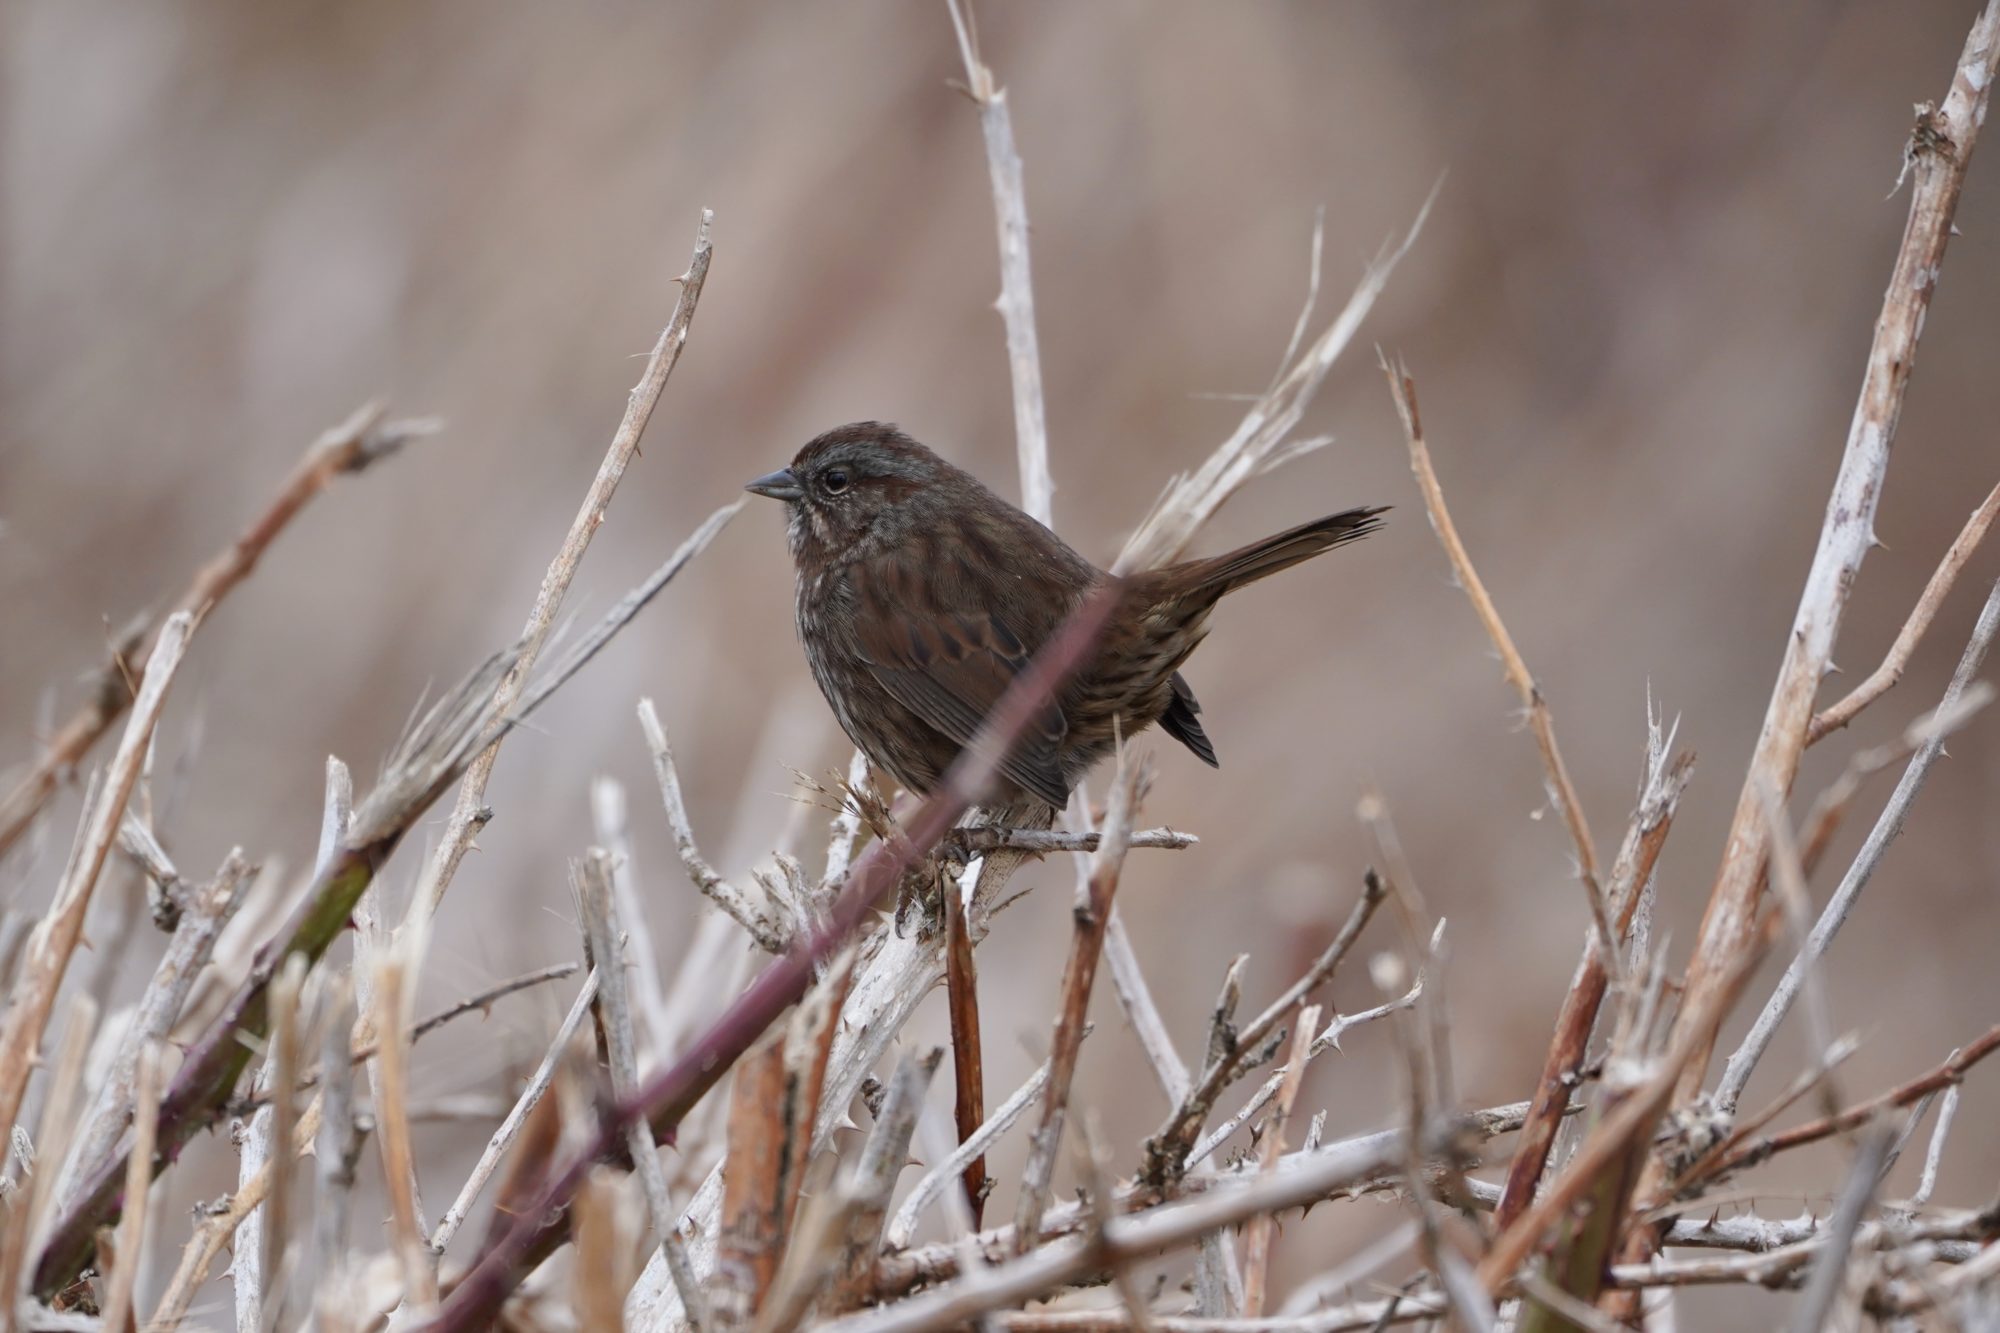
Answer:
(747, 422, 1383, 814)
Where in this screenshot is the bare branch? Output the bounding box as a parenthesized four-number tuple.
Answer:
(946, 0, 1052, 524)
(0, 404, 430, 862)
(888, 1054, 1057, 1252)
(872, 1101, 1539, 1303)
(953, 827, 1196, 855)
(639, 699, 786, 952)
(1146, 872, 1387, 1183)
(406, 207, 714, 928)
(1241, 1007, 1318, 1317)
(1808, 479, 2000, 743)
(97, 1041, 159, 1333)
(1188, 967, 1426, 1171)
(1786, 1126, 1894, 1333)
(430, 967, 600, 1255)
(593, 777, 675, 1060)
(1660, 0, 2000, 1129)
(0, 998, 95, 1330)
(1906, 1084, 1960, 1210)
(0, 612, 194, 1165)
(1017, 750, 1149, 1249)
(1717, 576, 2000, 1113)
(373, 947, 436, 1309)
(1713, 1021, 2000, 1177)
(62, 848, 252, 1206)
(816, 1129, 1409, 1333)
(1116, 190, 1433, 576)
(1102, 906, 1192, 1106)
(943, 863, 988, 1229)
(1381, 354, 1613, 986)
(1497, 738, 1693, 1227)
(821, 1049, 946, 1312)
(310, 974, 361, 1319)
(149, 1089, 322, 1329)
(578, 849, 710, 1331)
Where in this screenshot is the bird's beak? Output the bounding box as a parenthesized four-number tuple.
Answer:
(744, 467, 804, 502)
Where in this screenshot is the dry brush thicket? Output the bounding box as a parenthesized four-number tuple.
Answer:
(4, 5, 2000, 1331)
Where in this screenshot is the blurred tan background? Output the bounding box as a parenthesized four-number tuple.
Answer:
(4, 3, 1998, 1325)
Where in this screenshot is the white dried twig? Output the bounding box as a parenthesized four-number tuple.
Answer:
(946, 0, 1051, 525)
(429, 967, 600, 1255)
(61, 848, 252, 1208)
(1786, 1126, 1895, 1333)
(815, 1129, 1409, 1333)
(1240, 1005, 1318, 1316)
(887, 1055, 1054, 1252)
(404, 209, 714, 928)
(592, 778, 675, 1060)
(1187, 966, 1425, 1170)
(578, 849, 710, 1331)
(638, 699, 786, 953)
(310, 973, 360, 1319)
(0, 613, 194, 1149)
(97, 1042, 160, 1333)
(1115, 189, 1433, 576)
(1015, 750, 1147, 1249)
(1665, 0, 2000, 1103)
(1718, 577, 2000, 1113)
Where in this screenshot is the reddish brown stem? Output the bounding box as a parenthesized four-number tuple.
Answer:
(1494, 753, 1693, 1230)
(0, 405, 421, 863)
(943, 883, 988, 1228)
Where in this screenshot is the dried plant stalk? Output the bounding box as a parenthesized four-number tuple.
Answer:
(1807, 480, 2000, 744)
(1239, 1005, 1318, 1317)
(1015, 750, 1148, 1250)
(428, 586, 1123, 1330)
(0, 612, 193, 1167)
(97, 1042, 160, 1333)
(374, 953, 437, 1309)
(0, 404, 428, 862)
(1664, 0, 2000, 1108)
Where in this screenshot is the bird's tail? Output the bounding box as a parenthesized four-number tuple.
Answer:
(1160, 506, 1387, 604)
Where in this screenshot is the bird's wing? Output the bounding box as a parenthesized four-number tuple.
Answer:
(854, 581, 1072, 809)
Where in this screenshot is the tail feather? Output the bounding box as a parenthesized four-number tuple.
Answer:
(1168, 506, 1386, 602)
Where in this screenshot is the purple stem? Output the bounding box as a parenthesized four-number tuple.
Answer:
(425, 583, 1123, 1329)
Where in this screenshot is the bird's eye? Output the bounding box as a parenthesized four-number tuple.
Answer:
(822, 468, 850, 495)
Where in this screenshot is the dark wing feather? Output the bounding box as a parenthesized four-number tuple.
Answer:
(1158, 672, 1219, 767)
(858, 598, 1073, 809)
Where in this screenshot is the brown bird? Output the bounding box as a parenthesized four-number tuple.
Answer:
(746, 422, 1383, 814)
